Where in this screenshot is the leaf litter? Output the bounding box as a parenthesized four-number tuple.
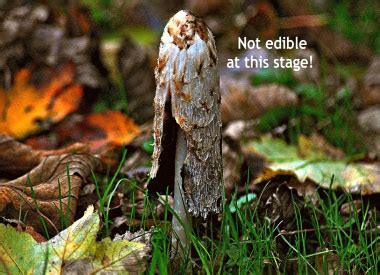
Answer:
(0, 0, 379, 273)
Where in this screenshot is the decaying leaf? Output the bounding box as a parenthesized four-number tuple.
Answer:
(220, 77, 298, 123)
(84, 111, 141, 146)
(0, 206, 148, 274)
(26, 111, 141, 151)
(0, 217, 46, 243)
(0, 64, 83, 139)
(0, 135, 42, 179)
(249, 135, 380, 194)
(0, 144, 100, 233)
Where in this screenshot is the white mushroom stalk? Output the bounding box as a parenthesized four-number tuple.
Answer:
(149, 10, 223, 256)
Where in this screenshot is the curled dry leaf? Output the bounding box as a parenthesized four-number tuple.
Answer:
(0, 64, 83, 139)
(220, 76, 298, 123)
(0, 137, 100, 234)
(0, 135, 42, 179)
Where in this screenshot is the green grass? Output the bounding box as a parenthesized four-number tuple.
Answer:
(92, 147, 127, 236)
(91, 167, 379, 274)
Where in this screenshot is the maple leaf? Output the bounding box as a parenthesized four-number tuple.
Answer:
(0, 64, 83, 139)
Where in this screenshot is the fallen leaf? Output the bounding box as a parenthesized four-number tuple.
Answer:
(221, 77, 298, 123)
(114, 227, 153, 251)
(0, 206, 147, 274)
(249, 135, 380, 194)
(0, 146, 100, 234)
(85, 111, 141, 146)
(43, 111, 141, 151)
(0, 217, 46, 243)
(0, 64, 83, 139)
(0, 135, 42, 179)
(298, 134, 345, 160)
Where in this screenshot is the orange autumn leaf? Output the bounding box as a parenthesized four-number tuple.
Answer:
(85, 111, 141, 146)
(0, 65, 83, 139)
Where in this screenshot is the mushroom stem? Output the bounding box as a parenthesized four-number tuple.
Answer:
(172, 128, 191, 257)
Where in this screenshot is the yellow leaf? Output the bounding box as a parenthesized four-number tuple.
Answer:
(0, 206, 147, 274)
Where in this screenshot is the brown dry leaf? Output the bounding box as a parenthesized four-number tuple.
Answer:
(0, 147, 100, 234)
(221, 76, 298, 123)
(20, 225, 47, 243)
(0, 64, 83, 139)
(0, 135, 42, 179)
